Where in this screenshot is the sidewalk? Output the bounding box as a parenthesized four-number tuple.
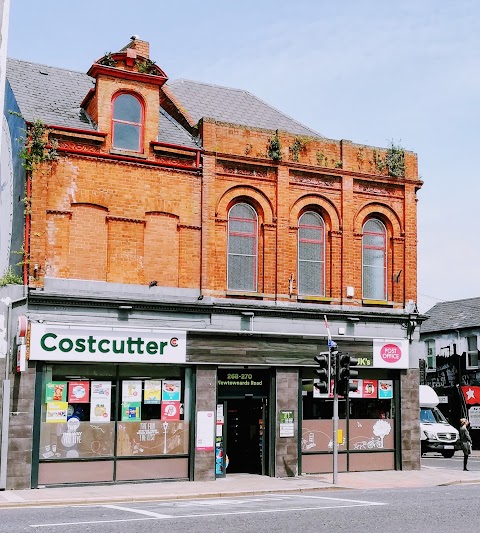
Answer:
(0, 465, 479, 508)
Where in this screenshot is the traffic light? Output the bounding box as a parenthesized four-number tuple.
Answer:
(337, 353, 359, 396)
(314, 352, 330, 394)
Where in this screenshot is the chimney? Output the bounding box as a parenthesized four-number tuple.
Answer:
(127, 35, 149, 58)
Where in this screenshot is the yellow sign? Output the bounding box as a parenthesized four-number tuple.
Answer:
(337, 429, 343, 444)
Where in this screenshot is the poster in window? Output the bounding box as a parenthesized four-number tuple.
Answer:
(144, 380, 162, 404)
(46, 401, 68, 423)
(196, 410, 215, 451)
(161, 401, 181, 421)
(121, 402, 142, 421)
(122, 380, 142, 402)
(67, 381, 90, 403)
(45, 382, 67, 402)
(378, 380, 393, 399)
(162, 380, 181, 402)
(90, 381, 111, 423)
(363, 379, 378, 398)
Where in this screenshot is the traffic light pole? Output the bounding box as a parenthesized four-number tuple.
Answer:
(332, 346, 339, 485)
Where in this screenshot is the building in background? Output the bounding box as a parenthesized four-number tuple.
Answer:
(0, 37, 424, 489)
(420, 297, 480, 447)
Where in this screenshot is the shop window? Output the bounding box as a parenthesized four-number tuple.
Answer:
(466, 336, 479, 369)
(298, 211, 325, 296)
(362, 218, 387, 300)
(39, 364, 189, 462)
(227, 203, 258, 291)
(112, 93, 144, 152)
(426, 339, 436, 371)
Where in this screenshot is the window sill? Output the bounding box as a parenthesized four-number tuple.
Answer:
(226, 291, 263, 299)
(297, 296, 332, 303)
(110, 149, 148, 159)
(362, 299, 392, 307)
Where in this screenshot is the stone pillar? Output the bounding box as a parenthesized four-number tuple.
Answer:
(193, 366, 216, 481)
(275, 367, 299, 477)
(400, 368, 421, 470)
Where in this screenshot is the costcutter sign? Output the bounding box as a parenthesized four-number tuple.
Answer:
(29, 324, 186, 364)
(373, 339, 409, 369)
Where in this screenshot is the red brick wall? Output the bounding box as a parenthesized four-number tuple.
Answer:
(28, 75, 421, 309)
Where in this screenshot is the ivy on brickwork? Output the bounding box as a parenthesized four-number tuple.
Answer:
(0, 267, 22, 287)
(18, 118, 58, 173)
(136, 58, 158, 75)
(373, 141, 405, 177)
(267, 130, 282, 161)
(98, 52, 116, 67)
(289, 136, 308, 162)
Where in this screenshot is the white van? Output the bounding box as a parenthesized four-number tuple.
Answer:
(420, 385, 459, 458)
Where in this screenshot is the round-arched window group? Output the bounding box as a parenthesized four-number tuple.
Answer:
(227, 202, 387, 301)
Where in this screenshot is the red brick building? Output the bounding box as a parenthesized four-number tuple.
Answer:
(0, 38, 423, 489)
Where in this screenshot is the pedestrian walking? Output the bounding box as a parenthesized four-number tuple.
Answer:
(459, 418, 473, 471)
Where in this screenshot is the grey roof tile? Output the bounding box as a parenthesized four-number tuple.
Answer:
(420, 297, 480, 334)
(165, 79, 323, 137)
(158, 108, 200, 149)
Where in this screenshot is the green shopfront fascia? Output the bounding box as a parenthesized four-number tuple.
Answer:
(29, 324, 192, 486)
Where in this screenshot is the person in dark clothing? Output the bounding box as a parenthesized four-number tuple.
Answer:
(459, 418, 473, 471)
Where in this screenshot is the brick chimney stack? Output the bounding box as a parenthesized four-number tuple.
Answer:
(126, 36, 149, 58)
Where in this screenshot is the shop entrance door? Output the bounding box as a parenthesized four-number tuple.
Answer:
(224, 397, 268, 475)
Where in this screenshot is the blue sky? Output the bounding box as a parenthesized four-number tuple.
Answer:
(7, 0, 480, 313)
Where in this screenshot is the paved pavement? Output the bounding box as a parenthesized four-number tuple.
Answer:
(0, 457, 479, 508)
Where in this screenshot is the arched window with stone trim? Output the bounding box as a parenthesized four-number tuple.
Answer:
(112, 92, 144, 152)
(227, 203, 258, 291)
(298, 211, 325, 296)
(362, 218, 387, 300)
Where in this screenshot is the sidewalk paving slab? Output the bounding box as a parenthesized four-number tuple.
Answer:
(0, 467, 479, 508)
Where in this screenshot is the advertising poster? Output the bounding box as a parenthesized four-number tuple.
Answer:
(363, 380, 378, 398)
(469, 406, 480, 429)
(67, 381, 90, 403)
(162, 380, 181, 402)
(90, 381, 111, 423)
(161, 401, 181, 421)
(378, 380, 393, 399)
(121, 402, 142, 421)
(122, 380, 142, 402)
(144, 380, 162, 404)
(196, 410, 215, 451)
(279, 410, 295, 437)
(46, 401, 68, 423)
(45, 382, 67, 402)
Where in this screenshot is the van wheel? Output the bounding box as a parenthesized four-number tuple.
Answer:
(442, 450, 455, 458)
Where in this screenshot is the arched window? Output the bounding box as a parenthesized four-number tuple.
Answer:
(112, 93, 143, 152)
(298, 211, 325, 296)
(227, 203, 258, 291)
(362, 218, 387, 300)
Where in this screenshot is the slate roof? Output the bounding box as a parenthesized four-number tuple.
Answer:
(165, 79, 323, 137)
(420, 297, 480, 334)
(6, 58, 321, 149)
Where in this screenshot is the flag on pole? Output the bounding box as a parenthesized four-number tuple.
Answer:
(324, 315, 337, 349)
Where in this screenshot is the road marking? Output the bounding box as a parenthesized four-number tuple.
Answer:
(422, 465, 446, 470)
(29, 499, 386, 527)
(102, 504, 172, 518)
(288, 495, 386, 504)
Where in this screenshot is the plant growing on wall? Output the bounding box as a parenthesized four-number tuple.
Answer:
(136, 58, 158, 75)
(0, 267, 22, 287)
(19, 119, 58, 173)
(385, 142, 405, 177)
(289, 136, 308, 162)
(267, 130, 282, 161)
(316, 151, 327, 166)
(98, 52, 116, 67)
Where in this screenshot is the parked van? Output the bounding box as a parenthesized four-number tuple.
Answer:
(420, 385, 459, 458)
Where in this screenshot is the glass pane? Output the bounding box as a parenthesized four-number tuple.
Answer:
(364, 219, 384, 234)
(230, 204, 255, 220)
(299, 261, 322, 295)
(467, 337, 477, 351)
(299, 241, 321, 261)
(363, 247, 384, 267)
(113, 122, 140, 151)
(114, 94, 142, 122)
(229, 234, 255, 255)
(116, 421, 189, 456)
(363, 233, 384, 248)
(363, 265, 385, 299)
(228, 255, 255, 291)
(230, 218, 255, 234)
